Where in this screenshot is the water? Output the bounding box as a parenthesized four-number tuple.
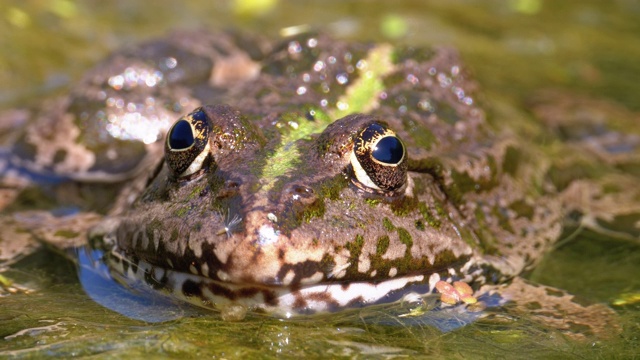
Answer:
(1, 1, 640, 358)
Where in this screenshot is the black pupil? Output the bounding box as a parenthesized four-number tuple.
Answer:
(168, 120, 194, 150)
(372, 136, 404, 164)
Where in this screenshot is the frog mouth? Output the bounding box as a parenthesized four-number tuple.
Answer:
(102, 250, 453, 317)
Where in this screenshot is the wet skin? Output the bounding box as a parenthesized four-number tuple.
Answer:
(2, 30, 639, 322)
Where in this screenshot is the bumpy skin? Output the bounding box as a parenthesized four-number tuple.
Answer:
(73, 31, 564, 314)
(4, 31, 640, 334)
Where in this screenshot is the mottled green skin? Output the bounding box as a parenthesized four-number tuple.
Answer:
(1, 31, 569, 312)
(91, 32, 564, 298)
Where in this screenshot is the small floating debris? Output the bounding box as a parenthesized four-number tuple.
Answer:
(435, 280, 477, 305)
(612, 292, 640, 306)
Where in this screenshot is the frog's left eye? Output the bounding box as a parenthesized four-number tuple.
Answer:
(165, 108, 212, 178)
(351, 123, 407, 193)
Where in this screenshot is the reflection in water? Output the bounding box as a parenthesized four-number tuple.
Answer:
(76, 246, 202, 323)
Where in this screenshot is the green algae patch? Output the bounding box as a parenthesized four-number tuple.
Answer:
(174, 206, 189, 218)
(376, 235, 390, 256)
(280, 175, 349, 231)
(186, 183, 208, 201)
(381, 14, 408, 39)
(418, 202, 442, 229)
(331, 44, 395, 119)
(259, 109, 333, 192)
(258, 44, 397, 193)
(317, 174, 349, 201)
(397, 227, 413, 251)
(389, 194, 419, 216)
(260, 145, 301, 190)
(382, 217, 395, 232)
(260, 44, 396, 192)
(299, 200, 325, 224)
(278, 195, 325, 233)
(0, 273, 13, 288)
(344, 234, 365, 277)
(613, 293, 640, 306)
(365, 198, 382, 207)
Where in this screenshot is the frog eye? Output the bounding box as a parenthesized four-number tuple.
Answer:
(165, 108, 212, 177)
(351, 123, 407, 193)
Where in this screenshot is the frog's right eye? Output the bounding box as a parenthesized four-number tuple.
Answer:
(165, 108, 212, 178)
(350, 122, 408, 194)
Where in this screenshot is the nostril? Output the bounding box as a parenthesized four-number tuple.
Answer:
(279, 184, 322, 225)
(294, 185, 314, 194)
(290, 185, 315, 200)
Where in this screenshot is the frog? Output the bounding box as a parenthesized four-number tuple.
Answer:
(1, 29, 639, 337)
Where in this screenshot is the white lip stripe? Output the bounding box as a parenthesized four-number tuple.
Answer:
(107, 256, 452, 316)
(278, 274, 426, 311)
(105, 252, 484, 317)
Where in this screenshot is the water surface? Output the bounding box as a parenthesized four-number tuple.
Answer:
(1, 1, 639, 358)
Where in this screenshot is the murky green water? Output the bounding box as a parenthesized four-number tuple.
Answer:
(1, 0, 640, 358)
